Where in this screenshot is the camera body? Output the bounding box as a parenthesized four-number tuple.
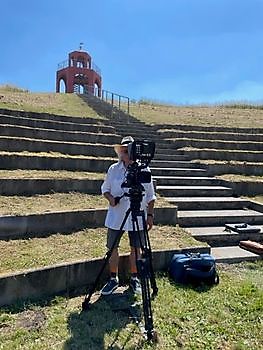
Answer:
(121, 140, 155, 190)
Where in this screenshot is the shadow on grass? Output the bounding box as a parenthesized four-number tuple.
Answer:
(64, 290, 145, 350)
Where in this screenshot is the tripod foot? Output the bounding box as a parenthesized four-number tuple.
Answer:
(82, 299, 90, 311)
(147, 330, 159, 343)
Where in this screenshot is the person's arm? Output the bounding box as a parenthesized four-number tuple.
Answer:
(147, 199, 155, 230)
(101, 166, 116, 207)
(103, 191, 116, 207)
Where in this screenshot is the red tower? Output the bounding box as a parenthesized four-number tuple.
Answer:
(56, 46, 102, 95)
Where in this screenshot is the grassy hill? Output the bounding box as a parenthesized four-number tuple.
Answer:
(0, 85, 102, 119)
(130, 100, 263, 128)
(1, 85, 263, 128)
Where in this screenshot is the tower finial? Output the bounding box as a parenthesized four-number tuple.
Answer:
(79, 42, 84, 51)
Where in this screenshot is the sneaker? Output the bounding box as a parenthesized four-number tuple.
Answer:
(130, 277, 142, 295)
(101, 278, 119, 296)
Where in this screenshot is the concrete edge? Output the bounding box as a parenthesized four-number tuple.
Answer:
(0, 178, 103, 195)
(220, 179, 263, 196)
(0, 108, 109, 126)
(0, 206, 178, 240)
(0, 246, 209, 307)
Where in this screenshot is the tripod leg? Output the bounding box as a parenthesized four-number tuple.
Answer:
(141, 211, 158, 298)
(133, 215, 155, 341)
(82, 208, 131, 311)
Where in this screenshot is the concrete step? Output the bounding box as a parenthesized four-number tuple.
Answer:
(0, 178, 103, 195)
(182, 149, 263, 163)
(187, 225, 263, 247)
(0, 136, 116, 157)
(159, 129, 263, 142)
(165, 196, 249, 210)
(150, 167, 208, 177)
(153, 154, 190, 161)
(0, 107, 109, 123)
(153, 176, 224, 186)
(110, 123, 155, 131)
(178, 209, 263, 227)
(151, 160, 207, 169)
(0, 111, 113, 131)
(114, 129, 158, 138)
(172, 138, 263, 152)
(0, 152, 112, 172)
(155, 148, 185, 155)
(156, 123, 263, 134)
(157, 186, 233, 197)
(211, 246, 262, 263)
(0, 124, 120, 144)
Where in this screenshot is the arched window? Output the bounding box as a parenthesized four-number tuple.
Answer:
(59, 79, 66, 93)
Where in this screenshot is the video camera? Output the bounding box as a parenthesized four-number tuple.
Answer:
(121, 140, 155, 189)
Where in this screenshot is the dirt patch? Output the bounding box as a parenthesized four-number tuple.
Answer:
(16, 310, 46, 331)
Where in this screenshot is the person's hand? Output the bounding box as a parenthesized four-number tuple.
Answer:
(109, 195, 116, 207)
(147, 215, 154, 230)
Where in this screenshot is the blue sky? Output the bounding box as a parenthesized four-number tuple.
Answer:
(1, 0, 263, 104)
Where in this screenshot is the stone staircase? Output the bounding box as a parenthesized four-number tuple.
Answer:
(80, 95, 263, 263)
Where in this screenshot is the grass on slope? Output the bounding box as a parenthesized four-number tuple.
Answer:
(217, 174, 263, 183)
(130, 101, 263, 128)
(0, 262, 262, 349)
(0, 193, 171, 216)
(0, 170, 105, 180)
(0, 225, 200, 275)
(0, 86, 102, 119)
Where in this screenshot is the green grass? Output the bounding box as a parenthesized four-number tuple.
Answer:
(0, 262, 262, 349)
(0, 225, 201, 275)
(0, 88, 103, 119)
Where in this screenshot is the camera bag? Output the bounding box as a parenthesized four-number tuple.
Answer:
(169, 252, 219, 285)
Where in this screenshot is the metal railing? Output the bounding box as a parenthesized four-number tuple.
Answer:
(80, 84, 130, 114)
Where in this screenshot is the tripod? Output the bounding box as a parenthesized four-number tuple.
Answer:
(82, 186, 158, 341)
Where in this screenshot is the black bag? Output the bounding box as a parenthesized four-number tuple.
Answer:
(169, 252, 219, 285)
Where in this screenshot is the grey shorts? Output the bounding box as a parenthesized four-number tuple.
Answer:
(106, 228, 146, 249)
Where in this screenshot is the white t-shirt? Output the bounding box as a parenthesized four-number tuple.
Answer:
(101, 161, 156, 231)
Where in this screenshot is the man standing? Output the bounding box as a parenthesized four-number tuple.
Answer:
(101, 136, 156, 296)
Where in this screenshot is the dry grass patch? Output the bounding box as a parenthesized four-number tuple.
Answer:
(0, 225, 203, 275)
(0, 150, 115, 160)
(0, 88, 102, 119)
(0, 193, 107, 215)
(0, 193, 171, 216)
(130, 102, 263, 128)
(217, 174, 263, 182)
(246, 195, 263, 204)
(0, 170, 105, 180)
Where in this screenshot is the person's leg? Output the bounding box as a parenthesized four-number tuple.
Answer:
(101, 228, 123, 296)
(109, 248, 119, 277)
